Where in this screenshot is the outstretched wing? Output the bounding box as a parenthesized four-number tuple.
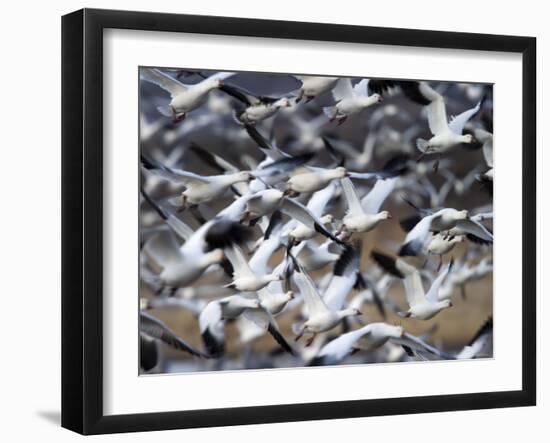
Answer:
(399, 214, 438, 256)
(352, 79, 370, 97)
(340, 177, 364, 216)
(243, 306, 294, 355)
(361, 177, 398, 215)
(449, 99, 482, 135)
(280, 197, 345, 245)
(140, 67, 188, 97)
(198, 301, 225, 357)
(426, 259, 454, 303)
(224, 244, 254, 278)
(455, 219, 494, 243)
(293, 268, 331, 318)
(331, 78, 354, 102)
(316, 325, 372, 364)
(140, 312, 207, 357)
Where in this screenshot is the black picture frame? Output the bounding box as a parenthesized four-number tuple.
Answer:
(62, 8, 536, 435)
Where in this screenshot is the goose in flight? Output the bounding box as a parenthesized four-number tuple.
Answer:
(283, 182, 337, 244)
(223, 243, 282, 292)
(140, 68, 235, 122)
(398, 199, 493, 256)
(140, 190, 251, 291)
(216, 81, 293, 125)
(293, 75, 339, 103)
(286, 166, 349, 194)
(292, 264, 362, 346)
(425, 232, 465, 270)
(310, 322, 452, 365)
(141, 154, 252, 206)
(323, 78, 383, 125)
(199, 294, 294, 357)
(371, 251, 453, 320)
(140, 310, 210, 371)
(322, 245, 364, 312)
(236, 188, 346, 245)
(398, 81, 481, 171)
(337, 177, 396, 240)
(199, 295, 262, 357)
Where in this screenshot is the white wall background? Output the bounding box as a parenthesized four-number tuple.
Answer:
(0, 1, 544, 441)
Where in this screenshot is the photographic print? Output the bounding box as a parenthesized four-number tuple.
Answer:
(138, 68, 494, 375)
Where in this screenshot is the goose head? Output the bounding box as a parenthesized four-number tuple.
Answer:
(331, 166, 349, 179)
(379, 324, 405, 339)
(460, 133, 475, 144)
(339, 308, 363, 319)
(320, 214, 334, 225)
(235, 171, 253, 183)
(275, 97, 292, 109)
(364, 93, 383, 106)
(378, 210, 392, 221)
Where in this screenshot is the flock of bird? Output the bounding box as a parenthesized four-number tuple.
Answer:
(138, 68, 494, 373)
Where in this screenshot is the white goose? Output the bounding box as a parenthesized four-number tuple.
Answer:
(284, 182, 337, 243)
(323, 78, 382, 125)
(338, 177, 396, 239)
(293, 266, 362, 346)
(219, 81, 294, 125)
(286, 166, 348, 194)
(199, 295, 262, 357)
(140, 192, 231, 291)
(141, 154, 251, 206)
(399, 204, 492, 256)
(223, 243, 282, 292)
(425, 232, 465, 270)
(371, 251, 453, 320)
(237, 188, 345, 245)
(311, 323, 403, 365)
(401, 81, 480, 169)
(141, 68, 235, 122)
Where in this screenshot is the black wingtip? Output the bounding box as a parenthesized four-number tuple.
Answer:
(368, 79, 398, 96)
(333, 244, 359, 277)
(466, 232, 493, 245)
(264, 210, 283, 240)
(314, 222, 346, 246)
(398, 241, 420, 257)
(140, 188, 168, 221)
(468, 317, 493, 346)
(205, 220, 252, 250)
(267, 323, 295, 356)
(140, 153, 157, 170)
(399, 214, 422, 233)
(371, 250, 405, 279)
(201, 329, 224, 358)
(397, 80, 432, 106)
(353, 272, 367, 291)
(308, 356, 327, 367)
